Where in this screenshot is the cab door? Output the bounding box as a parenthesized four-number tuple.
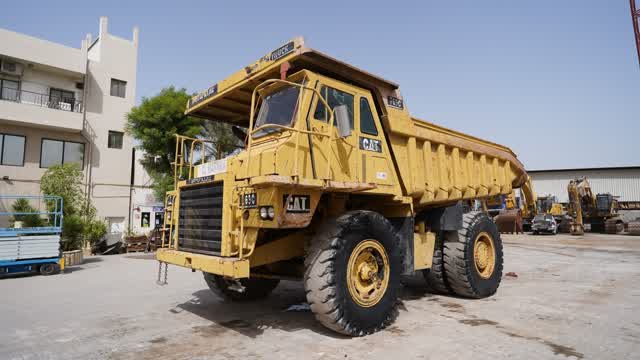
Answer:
(307, 81, 359, 182)
(355, 94, 393, 188)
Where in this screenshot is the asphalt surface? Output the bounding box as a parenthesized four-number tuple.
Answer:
(1, 233, 639, 360)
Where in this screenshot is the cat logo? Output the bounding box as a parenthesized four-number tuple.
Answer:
(359, 137, 382, 153)
(283, 194, 310, 213)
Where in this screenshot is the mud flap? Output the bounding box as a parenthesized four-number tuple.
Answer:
(389, 216, 415, 276)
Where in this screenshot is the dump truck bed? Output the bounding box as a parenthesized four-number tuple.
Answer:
(393, 116, 527, 207)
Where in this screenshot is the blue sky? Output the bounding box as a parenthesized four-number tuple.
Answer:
(2, 0, 639, 170)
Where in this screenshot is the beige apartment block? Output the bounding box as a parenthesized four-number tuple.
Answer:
(0, 17, 156, 235)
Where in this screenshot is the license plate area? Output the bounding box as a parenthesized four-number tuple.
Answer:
(239, 193, 257, 208)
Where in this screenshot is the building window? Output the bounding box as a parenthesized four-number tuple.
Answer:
(0, 133, 26, 166)
(110, 79, 127, 98)
(49, 88, 76, 111)
(359, 98, 379, 136)
(108, 131, 124, 149)
(40, 139, 85, 169)
(0, 79, 20, 102)
(141, 212, 150, 228)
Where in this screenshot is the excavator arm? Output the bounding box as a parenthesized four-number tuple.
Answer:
(567, 178, 586, 235)
(519, 176, 537, 218)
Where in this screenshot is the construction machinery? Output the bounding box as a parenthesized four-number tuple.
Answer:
(491, 176, 537, 233)
(567, 177, 623, 235)
(156, 38, 531, 336)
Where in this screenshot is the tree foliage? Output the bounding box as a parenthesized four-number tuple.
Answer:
(40, 163, 106, 251)
(125, 87, 203, 197)
(201, 121, 241, 160)
(10, 198, 44, 228)
(126, 86, 239, 198)
(39, 163, 84, 216)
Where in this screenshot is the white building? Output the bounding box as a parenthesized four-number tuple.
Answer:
(0, 17, 156, 235)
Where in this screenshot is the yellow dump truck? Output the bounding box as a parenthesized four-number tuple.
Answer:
(157, 38, 529, 336)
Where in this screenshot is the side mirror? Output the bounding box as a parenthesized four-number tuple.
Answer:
(334, 105, 351, 138)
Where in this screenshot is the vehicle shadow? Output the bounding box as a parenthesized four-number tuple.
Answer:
(173, 276, 438, 339)
(173, 281, 345, 339)
(63, 256, 104, 273)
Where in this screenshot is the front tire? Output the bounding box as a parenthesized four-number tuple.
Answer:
(443, 211, 504, 298)
(203, 273, 279, 301)
(304, 211, 401, 336)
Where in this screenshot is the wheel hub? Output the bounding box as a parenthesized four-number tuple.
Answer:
(347, 239, 389, 307)
(473, 232, 496, 279)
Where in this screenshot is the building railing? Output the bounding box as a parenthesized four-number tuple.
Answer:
(0, 195, 63, 237)
(0, 87, 83, 113)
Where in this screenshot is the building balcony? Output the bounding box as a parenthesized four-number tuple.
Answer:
(0, 88, 84, 132)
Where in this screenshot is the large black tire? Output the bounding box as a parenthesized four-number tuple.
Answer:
(422, 231, 453, 294)
(605, 218, 624, 234)
(203, 273, 279, 301)
(39, 263, 60, 276)
(628, 221, 640, 236)
(443, 211, 504, 298)
(304, 211, 402, 336)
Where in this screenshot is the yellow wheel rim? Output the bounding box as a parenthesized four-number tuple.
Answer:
(346, 239, 390, 308)
(473, 232, 496, 279)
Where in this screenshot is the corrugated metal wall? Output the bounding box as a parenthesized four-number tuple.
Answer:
(529, 168, 640, 203)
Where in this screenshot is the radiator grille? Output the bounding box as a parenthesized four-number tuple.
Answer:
(178, 182, 223, 255)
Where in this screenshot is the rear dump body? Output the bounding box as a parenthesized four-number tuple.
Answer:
(156, 37, 527, 282)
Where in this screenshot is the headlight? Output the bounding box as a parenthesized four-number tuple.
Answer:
(259, 206, 274, 220)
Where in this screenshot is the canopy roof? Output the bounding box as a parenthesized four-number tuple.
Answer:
(185, 37, 398, 127)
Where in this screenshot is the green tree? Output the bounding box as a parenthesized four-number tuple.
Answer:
(201, 121, 242, 160)
(39, 163, 84, 216)
(10, 198, 44, 228)
(125, 87, 203, 197)
(40, 163, 106, 251)
(126, 86, 239, 198)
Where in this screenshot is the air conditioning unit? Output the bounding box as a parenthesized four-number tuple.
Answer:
(0, 60, 24, 76)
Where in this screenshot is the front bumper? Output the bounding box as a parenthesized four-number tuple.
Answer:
(532, 225, 555, 232)
(156, 249, 249, 278)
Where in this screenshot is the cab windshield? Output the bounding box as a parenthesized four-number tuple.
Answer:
(253, 85, 300, 138)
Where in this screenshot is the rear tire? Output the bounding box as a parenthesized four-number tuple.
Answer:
(203, 273, 279, 301)
(443, 211, 504, 298)
(304, 211, 401, 336)
(422, 231, 453, 294)
(39, 263, 60, 276)
(628, 221, 640, 236)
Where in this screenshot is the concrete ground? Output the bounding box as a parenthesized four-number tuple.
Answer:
(1, 233, 639, 360)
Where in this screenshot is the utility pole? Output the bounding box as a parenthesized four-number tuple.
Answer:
(632, 0, 640, 67)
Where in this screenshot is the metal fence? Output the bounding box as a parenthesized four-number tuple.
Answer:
(0, 195, 63, 237)
(0, 87, 83, 113)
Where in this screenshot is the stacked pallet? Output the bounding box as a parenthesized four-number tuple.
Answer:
(125, 235, 148, 253)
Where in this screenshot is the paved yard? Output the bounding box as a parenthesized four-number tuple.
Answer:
(1, 233, 639, 359)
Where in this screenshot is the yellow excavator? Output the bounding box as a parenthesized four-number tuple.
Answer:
(491, 176, 537, 233)
(567, 177, 623, 235)
(490, 178, 570, 234)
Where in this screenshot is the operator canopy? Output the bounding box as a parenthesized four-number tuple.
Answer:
(184, 37, 398, 127)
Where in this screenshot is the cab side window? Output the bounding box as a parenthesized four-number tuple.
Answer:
(313, 86, 354, 129)
(359, 98, 378, 136)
